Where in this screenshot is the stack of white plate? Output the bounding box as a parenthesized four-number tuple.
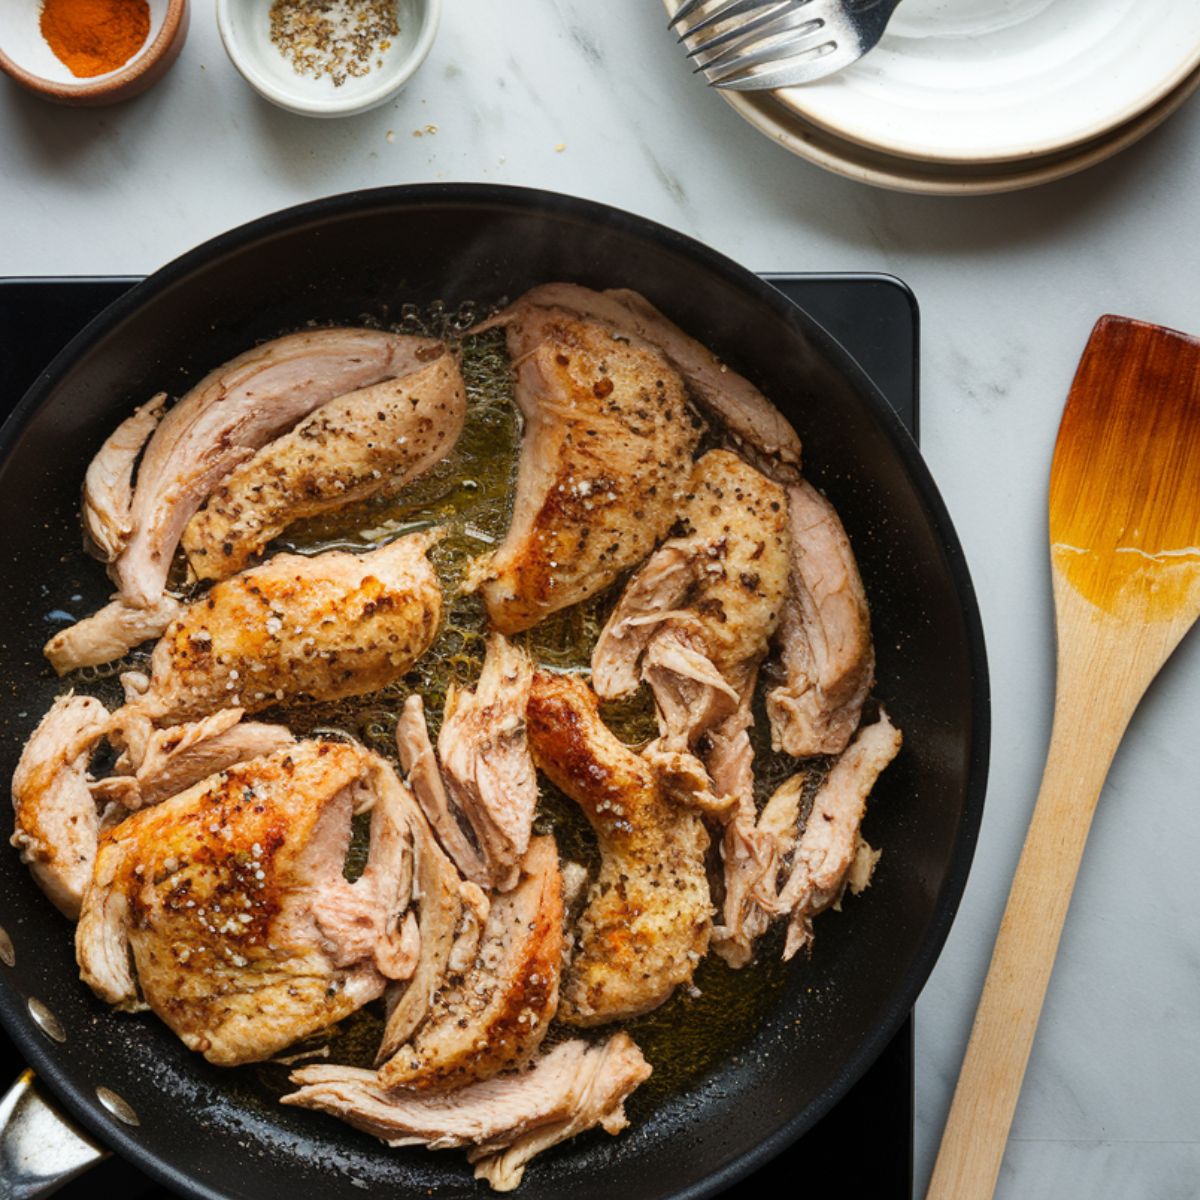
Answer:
(666, 0, 1200, 194)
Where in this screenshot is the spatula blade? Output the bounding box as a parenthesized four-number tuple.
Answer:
(1050, 315, 1200, 622)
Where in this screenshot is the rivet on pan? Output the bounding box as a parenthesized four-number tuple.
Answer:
(96, 1087, 140, 1127)
(26, 997, 66, 1043)
(0, 925, 14, 967)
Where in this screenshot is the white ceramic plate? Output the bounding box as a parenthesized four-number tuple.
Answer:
(772, 0, 1200, 164)
(720, 60, 1200, 195)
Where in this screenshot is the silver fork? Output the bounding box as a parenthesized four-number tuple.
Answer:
(671, 0, 902, 90)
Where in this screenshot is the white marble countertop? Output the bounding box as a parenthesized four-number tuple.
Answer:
(2, 4, 1199, 1198)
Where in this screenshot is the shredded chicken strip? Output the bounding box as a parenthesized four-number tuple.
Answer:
(43, 594, 182, 676)
(82, 392, 167, 562)
(10, 694, 110, 918)
(773, 710, 901, 958)
(437, 634, 537, 891)
(284, 1034, 651, 1192)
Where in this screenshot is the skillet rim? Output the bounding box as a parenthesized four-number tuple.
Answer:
(0, 183, 989, 1200)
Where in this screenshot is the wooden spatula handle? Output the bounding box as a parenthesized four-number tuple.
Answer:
(926, 600, 1162, 1200)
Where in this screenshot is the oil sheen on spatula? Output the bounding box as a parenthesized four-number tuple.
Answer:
(927, 314, 1200, 1200)
(1051, 315, 1200, 622)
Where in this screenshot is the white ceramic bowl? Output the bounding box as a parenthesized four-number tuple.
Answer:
(216, 0, 439, 118)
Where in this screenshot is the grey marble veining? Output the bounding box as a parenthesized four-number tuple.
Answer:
(2, 3, 1200, 1197)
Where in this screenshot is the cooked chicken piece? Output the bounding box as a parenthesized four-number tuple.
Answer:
(82, 392, 167, 562)
(594, 451, 789, 746)
(526, 672, 710, 1025)
(43, 594, 182, 676)
(91, 708, 294, 810)
(714, 766, 804, 968)
(10, 695, 110, 918)
(378, 836, 563, 1092)
(773, 710, 900, 959)
(182, 355, 466, 581)
(106, 328, 443, 608)
(122, 532, 441, 724)
(436, 634, 536, 891)
(76, 742, 417, 1065)
(284, 1034, 652, 1193)
(466, 299, 703, 633)
(376, 759, 490, 1062)
(767, 480, 874, 757)
(498, 283, 802, 472)
(395, 694, 490, 886)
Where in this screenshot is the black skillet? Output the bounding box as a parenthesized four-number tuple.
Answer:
(0, 185, 988, 1200)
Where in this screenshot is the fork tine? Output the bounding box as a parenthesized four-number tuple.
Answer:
(698, 20, 827, 75)
(696, 8, 825, 69)
(668, 0, 709, 29)
(685, 4, 814, 59)
(677, 0, 796, 41)
(702, 25, 831, 78)
(709, 34, 859, 89)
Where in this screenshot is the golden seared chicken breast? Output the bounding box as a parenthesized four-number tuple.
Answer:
(76, 741, 418, 1065)
(526, 672, 710, 1026)
(122, 532, 442, 723)
(499, 283, 802, 472)
(466, 298, 703, 633)
(182, 354, 466, 581)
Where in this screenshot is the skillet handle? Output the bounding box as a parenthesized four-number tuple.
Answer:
(0, 1072, 107, 1200)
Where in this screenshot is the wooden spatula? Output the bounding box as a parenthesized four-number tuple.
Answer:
(927, 315, 1200, 1200)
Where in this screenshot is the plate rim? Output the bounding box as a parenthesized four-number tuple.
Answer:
(769, 8, 1200, 164)
(716, 60, 1200, 196)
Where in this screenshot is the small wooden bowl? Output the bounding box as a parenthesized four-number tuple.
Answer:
(0, 0, 189, 107)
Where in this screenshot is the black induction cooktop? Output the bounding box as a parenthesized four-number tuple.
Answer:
(0, 272, 919, 1200)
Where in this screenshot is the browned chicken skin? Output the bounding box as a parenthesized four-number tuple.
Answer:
(182, 354, 466, 581)
(76, 741, 417, 1065)
(377, 836, 563, 1092)
(285, 1033, 652, 1193)
(121, 533, 442, 724)
(526, 672, 710, 1025)
(467, 299, 703, 633)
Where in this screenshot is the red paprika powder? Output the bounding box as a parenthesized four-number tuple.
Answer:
(40, 0, 152, 79)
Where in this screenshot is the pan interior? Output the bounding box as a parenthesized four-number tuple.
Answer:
(0, 189, 985, 1200)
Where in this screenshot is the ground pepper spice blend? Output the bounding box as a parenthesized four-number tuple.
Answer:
(40, 0, 151, 79)
(269, 0, 399, 88)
